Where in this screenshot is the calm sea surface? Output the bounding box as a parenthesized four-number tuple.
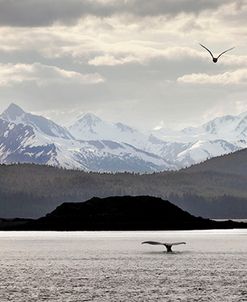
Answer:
(0, 230, 247, 302)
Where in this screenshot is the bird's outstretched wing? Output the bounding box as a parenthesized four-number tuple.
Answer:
(142, 241, 164, 245)
(199, 43, 214, 59)
(217, 47, 235, 59)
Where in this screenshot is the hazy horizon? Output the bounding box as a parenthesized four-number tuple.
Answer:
(2, 98, 247, 133)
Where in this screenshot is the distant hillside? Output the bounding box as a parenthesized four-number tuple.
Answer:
(5, 196, 246, 231)
(1, 148, 247, 219)
(186, 148, 247, 176)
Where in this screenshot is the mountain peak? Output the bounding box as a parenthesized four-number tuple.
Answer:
(67, 112, 104, 138)
(1, 103, 73, 140)
(115, 122, 135, 133)
(79, 113, 102, 123)
(75, 113, 103, 129)
(1, 103, 25, 121)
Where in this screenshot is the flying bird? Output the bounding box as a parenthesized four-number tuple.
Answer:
(142, 241, 186, 253)
(199, 44, 234, 63)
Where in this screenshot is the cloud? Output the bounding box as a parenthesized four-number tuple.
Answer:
(177, 69, 247, 85)
(219, 54, 247, 68)
(0, 0, 234, 27)
(0, 62, 104, 86)
(88, 47, 203, 66)
(0, 0, 246, 132)
(0, 10, 242, 67)
(88, 55, 139, 66)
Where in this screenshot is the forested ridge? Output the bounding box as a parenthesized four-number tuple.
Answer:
(1, 148, 247, 218)
(9, 196, 246, 231)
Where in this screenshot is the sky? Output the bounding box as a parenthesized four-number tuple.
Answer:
(0, 0, 246, 130)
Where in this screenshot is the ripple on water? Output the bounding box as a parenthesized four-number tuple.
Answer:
(0, 230, 247, 302)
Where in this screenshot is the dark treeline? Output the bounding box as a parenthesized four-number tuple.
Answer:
(1, 152, 247, 219)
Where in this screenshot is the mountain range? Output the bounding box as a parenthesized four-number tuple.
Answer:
(0, 103, 246, 172)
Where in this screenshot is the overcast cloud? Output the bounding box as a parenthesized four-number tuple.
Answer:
(0, 0, 236, 27)
(0, 0, 246, 130)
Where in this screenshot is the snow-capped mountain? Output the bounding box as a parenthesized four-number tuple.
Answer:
(0, 103, 246, 172)
(151, 112, 247, 166)
(68, 112, 155, 150)
(68, 112, 189, 164)
(1, 103, 73, 140)
(0, 104, 174, 172)
(176, 139, 238, 167)
(69, 111, 244, 168)
(153, 112, 247, 146)
(200, 113, 247, 140)
(0, 118, 57, 165)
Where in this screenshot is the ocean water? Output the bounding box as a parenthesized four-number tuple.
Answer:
(0, 230, 247, 302)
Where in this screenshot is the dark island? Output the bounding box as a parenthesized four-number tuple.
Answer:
(1, 196, 246, 231)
